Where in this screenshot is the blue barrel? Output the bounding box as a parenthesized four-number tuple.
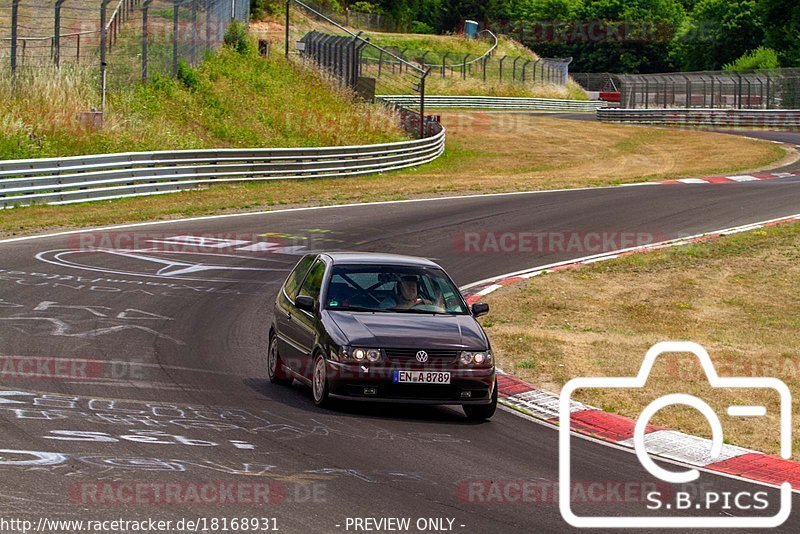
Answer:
(464, 20, 479, 39)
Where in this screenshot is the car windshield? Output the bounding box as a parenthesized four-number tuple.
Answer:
(325, 265, 469, 315)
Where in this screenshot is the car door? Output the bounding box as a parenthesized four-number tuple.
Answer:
(275, 255, 316, 373)
(289, 258, 327, 378)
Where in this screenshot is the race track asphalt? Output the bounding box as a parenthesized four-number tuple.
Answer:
(1, 138, 799, 532)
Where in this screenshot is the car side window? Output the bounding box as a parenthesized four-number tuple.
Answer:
(284, 255, 316, 300)
(297, 260, 326, 302)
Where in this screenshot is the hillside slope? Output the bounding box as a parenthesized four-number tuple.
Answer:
(0, 41, 404, 161)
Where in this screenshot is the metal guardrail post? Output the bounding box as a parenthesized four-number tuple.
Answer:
(142, 0, 153, 82)
(419, 50, 430, 70)
(285, 0, 290, 57)
(172, 0, 180, 77)
(54, 0, 66, 68)
(205, 0, 212, 54)
(191, 0, 198, 66)
(766, 75, 771, 110)
(100, 0, 110, 112)
(737, 73, 743, 109)
(419, 69, 430, 139)
(10, 0, 19, 76)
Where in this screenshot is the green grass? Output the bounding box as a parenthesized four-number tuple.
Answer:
(368, 33, 537, 63)
(0, 43, 405, 161)
(483, 220, 800, 457)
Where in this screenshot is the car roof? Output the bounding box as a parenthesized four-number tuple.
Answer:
(320, 252, 441, 268)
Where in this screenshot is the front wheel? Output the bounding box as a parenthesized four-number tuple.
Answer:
(312, 353, 331, 408)
(463, 383, 497, 422)
(268, 335, 294, 386)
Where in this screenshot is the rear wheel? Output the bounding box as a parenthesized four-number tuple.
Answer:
(463, 383, 497, 422)
(268, 335, 293, 386)
(312, 353, 331, 408)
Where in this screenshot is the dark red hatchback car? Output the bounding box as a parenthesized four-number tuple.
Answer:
(268, 252, 497, 421)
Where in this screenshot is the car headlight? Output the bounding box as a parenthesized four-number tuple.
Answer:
(340, 347, 382, 363)
(460, 351, 493, 367)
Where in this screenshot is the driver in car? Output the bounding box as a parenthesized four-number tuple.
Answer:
(382, 275, 439, 310)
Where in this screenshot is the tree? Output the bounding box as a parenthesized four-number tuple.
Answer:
(670, 0, 764, 71)
(507, 0, 685, 73)
(758, 0, 800, 67)
(440, 0, 488, 32)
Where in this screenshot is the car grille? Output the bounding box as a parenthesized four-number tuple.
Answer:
(384, 348, 460, 366)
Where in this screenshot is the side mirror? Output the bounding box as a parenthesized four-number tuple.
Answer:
(295, 295, 316, 314)
(471, 302, 489, 318)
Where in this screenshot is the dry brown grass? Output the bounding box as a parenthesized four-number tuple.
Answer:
(0, 112, 789, 237)
(421, 78, 587, 99)
(483, 223, 800, 457)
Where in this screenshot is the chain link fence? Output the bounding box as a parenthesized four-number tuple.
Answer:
(286, 0, 440, 139)
(1, 0, 248, 107)
(618, 70, 800, 110)
(570, 72, 618, 92)
(404, 49, 571, 87)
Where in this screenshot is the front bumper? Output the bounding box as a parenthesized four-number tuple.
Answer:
(326, 360, 495, 405)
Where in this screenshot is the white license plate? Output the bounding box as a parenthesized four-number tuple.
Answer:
(392, 370, 451, 385)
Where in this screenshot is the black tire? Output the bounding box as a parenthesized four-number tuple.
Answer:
(268, 334, 294, 386)
(463, 383, 498, 422)
(311, 353, 331, 408)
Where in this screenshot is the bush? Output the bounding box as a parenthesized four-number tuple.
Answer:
(176, 60, 200, 90)
(250, 0, 281, 21)
(410, 20, 436, 34)
(351, 1, 383, 14)
(224, 20, 252, 54)
(723, 47, 781, 72)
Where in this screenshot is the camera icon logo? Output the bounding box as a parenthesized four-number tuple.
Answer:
(559, 341, 793, 528)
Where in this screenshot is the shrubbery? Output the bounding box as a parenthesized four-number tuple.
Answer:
(724, 47, 781, 72)
(224, 20, 253, 54)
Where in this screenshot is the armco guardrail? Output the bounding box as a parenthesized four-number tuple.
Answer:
(379, 95, 606, 112)
(0, 126, 445, 209)
(597, 108, 800, 129)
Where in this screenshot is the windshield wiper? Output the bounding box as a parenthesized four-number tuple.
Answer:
(330, 306, 387, 313)
(390, 308, 451, 315)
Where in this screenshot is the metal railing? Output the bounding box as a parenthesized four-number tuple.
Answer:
(286, 0, 431, 139)
(617, 70, 800, 110)
(369, 47, 572, 87)
(597, 108, 800, 129)
(1, 0, 248, 107)
(0, 127, 446, 209)
(379, 95, 606, 112)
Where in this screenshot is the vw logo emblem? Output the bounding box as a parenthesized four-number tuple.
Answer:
(416, 351, 429, 363)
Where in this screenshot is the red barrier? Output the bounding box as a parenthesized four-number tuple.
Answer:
(599, 92, 621, 103)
